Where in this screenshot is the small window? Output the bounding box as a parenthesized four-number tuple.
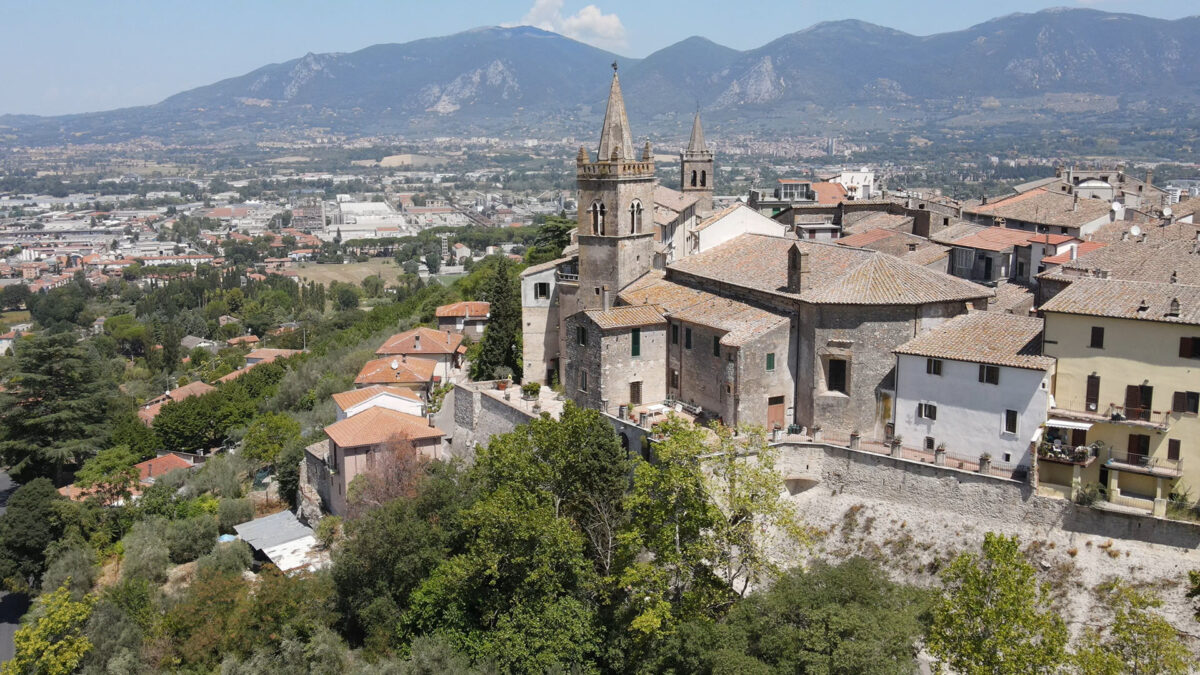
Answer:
(827, 358, 848, 394)
(577, 326, 587, 346)
(534, 282, 550, 299)
(918, 402, 937, 420)
(685, 327, 692, 350)
(1181, 337, 1200, 359)
(1172, 391, 1200, 414)
(1089, 326, 1105, 349)
(924, 436, 935, 451)
(926, 358, 942, 376)
(630, 381, 642, 405)
(766, 352, 776, 372)
(713, 336, 720, 358)
(1168, 439, 1181, 461)
(978, 364, 1000, 385)
(631, 328, 641, 357)
(579, 371, 588, 392)
(671, 323, 679, 345)
(1004, 409, 1018, 435)
(670, 369, 679, 388)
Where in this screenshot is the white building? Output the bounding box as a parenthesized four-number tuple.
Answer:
(835, 168, 875, 200)
(893, 312, 1054, 468)
(331, 385, 426, 421)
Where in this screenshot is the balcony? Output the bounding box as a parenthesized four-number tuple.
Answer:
(555, 270, 579, 283)
(1104, 450, 1183, 479)
(1047, 405, 1170, 431)
(1036, 441, 1096, 467)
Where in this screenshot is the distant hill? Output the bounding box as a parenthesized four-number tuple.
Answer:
(2, 9, 1200, 146)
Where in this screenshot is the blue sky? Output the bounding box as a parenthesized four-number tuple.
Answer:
(1, 0, 1195, 116)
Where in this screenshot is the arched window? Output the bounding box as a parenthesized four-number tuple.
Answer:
(700, 170, 707, 187)
(690, 170, 697, 187)
(590, 201, 607, 235)
(629, 200, 643, 233)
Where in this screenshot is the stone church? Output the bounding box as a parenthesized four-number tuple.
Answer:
(521, 67, 992, 438)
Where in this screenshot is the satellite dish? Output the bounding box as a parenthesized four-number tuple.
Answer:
(1129, 225, 1142, 237)
(1163, 207, 1174, 218)
(390, 359, 399, 370)
(1111, 201, 1122, 212)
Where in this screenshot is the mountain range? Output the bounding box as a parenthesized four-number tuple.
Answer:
(2, 8, 1200, 147)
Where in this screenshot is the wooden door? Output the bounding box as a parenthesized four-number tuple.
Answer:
(1124, 385, 1145, 421)
(767, 396, 786, 430)
(1127, 434, 1150, 465)
(1071, 429, 1088, 448)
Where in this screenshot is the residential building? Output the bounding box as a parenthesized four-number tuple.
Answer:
(435, 301, 490, 336)
(138, 380, 217, 425)
(354, 355, 438, 395)
(331, 385, 425, 420)
(962, 187, 1116, 239)
(374, 327, 464, 379)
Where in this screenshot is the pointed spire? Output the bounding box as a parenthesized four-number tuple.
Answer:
(596, 67, 636, 163)
(687, 111, 707, 154)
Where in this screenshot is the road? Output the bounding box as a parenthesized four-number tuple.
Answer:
(0, 471, 28, 663)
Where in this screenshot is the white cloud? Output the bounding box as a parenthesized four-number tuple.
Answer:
(514, 0, 627, 51)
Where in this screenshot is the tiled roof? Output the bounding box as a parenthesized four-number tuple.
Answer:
(1040, 277, 1200, 326)
(901, 244, 951, 267)
(946, 226, 1041, 252)
(839, 211, 911, 235)
(694, 202, 748, 232)
(669, 294, 789, 347)
(653, 185, 699, 214)
(137, 454, 193, 482)
(837, 228, 896, 247)
(520, 255, 576, 277)
(895, 312, 1054, 370)
(1042, 239, 1200, 285)
(1039, 242, 1106, 266)
(964, 188, 1112, 227)
(376, 327, 463, 356)
(324, 407, 443, 448)
(168, 380, 215, 402)
(332, 385, 421, 412)
(1087, 219, 1200, 244)
(355, 355, 438, 386)
(585, 305, 666, 330)
(812, 182, 848, 205)
(245, 348, 302, 363)
(435, 301, 490, 318)
(669, 234, 991, 305)
(227, 335, 260, 346)
(930, 221, 988, 245)
(618, 272, 710, 312)
(989, 280, 1037, 315)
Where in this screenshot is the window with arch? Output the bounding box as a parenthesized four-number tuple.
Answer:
(629, 199, 643, 233)
(690, 170, 697, 187)
(700, 170, 707, 187)
(590, 201, 607, 235)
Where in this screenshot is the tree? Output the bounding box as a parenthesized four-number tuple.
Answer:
(361, 274, 385, 298)
(240, 413, 301, 465)
(470, 256, 521, 381)
(0, 333, 114, 481)
(0, 283, 30, 311)
(927, 532, 1068, 674)
(0, 479, 65, 591)
(424, 253, 441, 275)
(2, 582, 95, 675)
(1073, 580, 1192, 675)
(72, 445, 140, 505)
(331, 282, 360, 311)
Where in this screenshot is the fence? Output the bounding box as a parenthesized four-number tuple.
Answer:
(804, 430, 1024, 480)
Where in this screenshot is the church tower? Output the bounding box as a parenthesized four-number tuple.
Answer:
(680, 111, 714, 214)
(575, 64, 656, 306)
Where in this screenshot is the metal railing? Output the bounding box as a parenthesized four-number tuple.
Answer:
(1105, 449, 1183, 476)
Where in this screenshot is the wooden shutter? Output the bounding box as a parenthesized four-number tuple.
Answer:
(1182, 337, 1194, 359)
(1125, 385, 1141, 411)
(1168, 439, 1181, 461)
(1086, 375, 1100, 409)
(1175, 391, 1188, 413)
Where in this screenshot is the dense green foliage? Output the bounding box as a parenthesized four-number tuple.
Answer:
(469, 256, 521, 381)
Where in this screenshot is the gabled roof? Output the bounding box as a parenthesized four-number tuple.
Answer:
(1040, 278, 1200, 326)
(355, 355, 438, 386)
(584, 305, 666, 330)
(653, 185, 699, 214)
(137, 454, 193, 482)
(331, 385, 421, 412)
(435, 301, 490, 319)
(801, 252, 992, 305)
(245, 348, 302, 362)
(1039, 242, 1106, 266)
(520, 255, 576, 277)
(324, 406, 444, 448)
(1041, 239, 1200, 285)
(811, 182, 848, 205)
(168, 381, 216, 401)
(375, 327, 463, 356)
(669, 294, 789, 347)
(895, 312, 1053, 370)
(964, 188, 1112, 227)
(947, 226, 1041, 252)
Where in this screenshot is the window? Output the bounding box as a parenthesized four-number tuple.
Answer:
(827, 358, 848, 394)
(631, 328, 641, 357)
(917, 402, 937, 420)
(579, 371, 588, 392)
(534, 282, 550, 299)
(766, 352, 776, 372)
(700, 170, 707, 187)
(1169, 439, 1181, 461)
(670, 369, 679, 389)
(1127, 433, 1150, 462)
(1173, 391, 1200, 414)
(671, 323, 679, 345)
(1089, 326, 1105, 348)
(629, 200, 644, 234)
(924, 436, 935, 451)
(1003, 409, 1018, 435)
(713, 336, 720, 358)
(577, 325, 587, 346)
(1086, 374, 1101, 412)
(685, 327, 692, 350)
(1124, 384, 1153, 421)
(1181, 337, 1200, 359)
(978, 364, 1000, 385)
(630, 381, 642, 405)
(926, 358, 943, 376)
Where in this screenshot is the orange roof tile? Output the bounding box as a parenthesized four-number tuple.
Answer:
(324, 407, 444, 448)
(1039, 242, 1106, 266)
(136, 454, 193, 482)
(375, 327, 463, 356)
(331, 385, 422, 412)
(355, 356, 438, 387)
(435, 301, 490, 318)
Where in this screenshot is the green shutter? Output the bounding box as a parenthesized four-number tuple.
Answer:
(631, 328, 640, 357)
(766, 352, 775, 371)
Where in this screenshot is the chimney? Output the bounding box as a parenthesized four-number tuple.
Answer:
(602, 286, 612, 311)
(1072, 193, 1078, 212)
(427, 413, 434, 427)
(414, 334, 421, 350)
(1146, 168, 1154, 186)
(1070, 246, 1077, 261)
(787, 245, 810, 293)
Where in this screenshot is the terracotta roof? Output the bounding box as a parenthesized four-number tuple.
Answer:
(1039, 242, 1106, 266)
(618, 271, 709, 312)
(901, 244, 951, 267)
(1087, 219, 1200, 244)
(435, 301, 490, 318)
(811, 182, 849, 205)
(946, 226, 1042, 252)
(585, 305, 666, 330)
(520, 255, 575, 277)
(355, 356, 438, 387)
(375, 327, 463, 356)
(139, 381, 217, 424)
(964, 188, 1112, 227)
(669, 234, 991, 306)
(1040, 277, 1200, 326)
(245, 348, 302, 362)
(989, 280, 1037, 315)
(217, 365, 255, 383)
(331, 385, 421, 412)
(137, 454, 193, 482)
(895, 312, 1054, 370)
(1042, 239, 1200, 285)
(669, 294, 789, 347)
(227, 335, 260, 346)
(837, 228, 897, 248)
(930, 221, 988, 245)
(324, 407, 444, 448)
(653, 185, 699, 214)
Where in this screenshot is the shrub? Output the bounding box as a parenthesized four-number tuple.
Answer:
(41, 544, 97, 599)
(196, 541, 253, 576)
(166, 515, 219, 564)
(218, 498, 255, 534)
(186, 454, 248, 499)
(121, 518, 171, 583)
(314, 516, 341, 551)
(521, 381, 541, 398)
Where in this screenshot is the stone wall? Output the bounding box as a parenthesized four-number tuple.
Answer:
(447, 382, 538, 459)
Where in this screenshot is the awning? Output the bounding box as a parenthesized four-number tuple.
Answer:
(1046, 418, 1093, 431)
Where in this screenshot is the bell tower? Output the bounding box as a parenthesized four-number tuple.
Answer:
(576, 63, 656, 306)
(680, 111, 714, 214)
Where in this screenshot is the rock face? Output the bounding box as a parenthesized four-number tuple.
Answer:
(4, 9, 1200, 143)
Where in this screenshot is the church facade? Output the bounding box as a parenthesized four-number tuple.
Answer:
(520, 68, 992, 437)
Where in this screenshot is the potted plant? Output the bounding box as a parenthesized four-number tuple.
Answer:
(494, 366, 513, 390)
(521, 381, 541, 400)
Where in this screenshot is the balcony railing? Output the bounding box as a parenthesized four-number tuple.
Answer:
(555, 271, 579, 282)
(1104, 449, 1183, 478)
(1105, 404, 1171, 430)
(1036, 442, 1094, 465)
